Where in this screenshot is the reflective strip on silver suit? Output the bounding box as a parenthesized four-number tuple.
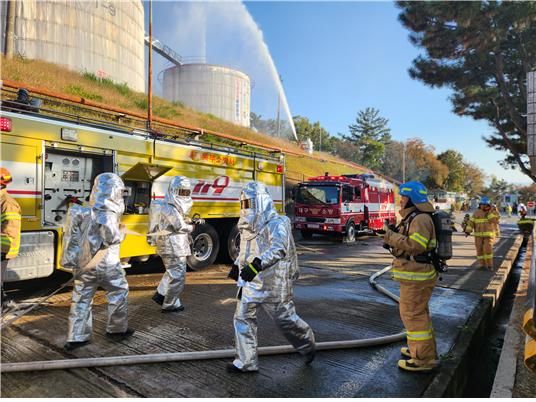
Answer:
(65, 173, 129, 342)
(232, 181, 315, 371)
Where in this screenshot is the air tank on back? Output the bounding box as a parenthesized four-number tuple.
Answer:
(1, 0, 144, 92)
(162, 63, 251, 128)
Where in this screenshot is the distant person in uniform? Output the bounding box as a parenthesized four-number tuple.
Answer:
(464, 197, 499, 270)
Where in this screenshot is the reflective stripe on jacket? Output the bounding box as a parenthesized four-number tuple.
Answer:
(465, 208, 499, 238)
(384, 206, 437, 282)
(1, 188, 22, 259)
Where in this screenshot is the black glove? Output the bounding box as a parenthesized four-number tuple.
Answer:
(240, 258, 263, 282)
(387, 223, 398, 232)
(228, 264, 239, 281)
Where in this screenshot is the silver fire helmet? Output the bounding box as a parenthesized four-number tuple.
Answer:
(89, 173, 125, 214)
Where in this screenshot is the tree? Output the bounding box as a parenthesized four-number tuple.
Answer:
(343, 107, 392, 171)
(397, 1, 536, 183)
(405, 138, 449, 189)
(437, 150, 465, 192)
(484, 176, 514, 203)
(331, 137, 361, 164)
(379, 140, 405, 182)
(462, 162, 486, 196)
(250, 112, 291, 138)
(516, 183, 536, 203)
(293, 115, 334, 153)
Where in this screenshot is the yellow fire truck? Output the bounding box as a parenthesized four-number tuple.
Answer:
(0, 89, 285, 282)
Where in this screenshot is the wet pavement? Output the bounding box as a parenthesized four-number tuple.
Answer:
(0, 217, 521, 397)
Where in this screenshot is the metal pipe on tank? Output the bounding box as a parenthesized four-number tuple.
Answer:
(147, 0, 153, 128)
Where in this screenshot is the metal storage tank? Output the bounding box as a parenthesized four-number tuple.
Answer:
(162, 63, 251, 128)
(1, 0, 145, 92)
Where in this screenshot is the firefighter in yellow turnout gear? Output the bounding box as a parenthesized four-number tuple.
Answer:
(1, 167, 22, 307)
(464, 197, 499, 270)
(517, 207, 534, 236)
(383, 181, 439, 372)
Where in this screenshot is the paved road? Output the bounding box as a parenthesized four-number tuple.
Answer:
(0, 217, 519, 397)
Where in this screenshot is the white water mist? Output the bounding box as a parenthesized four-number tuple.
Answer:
(150, 1, 297, 140)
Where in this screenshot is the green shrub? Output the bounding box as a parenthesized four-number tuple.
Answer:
(65, 84, 103, 102)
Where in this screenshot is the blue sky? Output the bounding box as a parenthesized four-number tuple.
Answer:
(149, 1, 530, 185)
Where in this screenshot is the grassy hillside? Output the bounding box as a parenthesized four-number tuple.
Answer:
(1, 57, 369, 182)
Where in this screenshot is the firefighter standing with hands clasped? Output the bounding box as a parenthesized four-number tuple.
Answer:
(383, 181, 440, 372)
(149, 176, 203, 312)
(464, 196, 499, 270)
(1, 167, 22, 308)
(226, 181, 316, 373)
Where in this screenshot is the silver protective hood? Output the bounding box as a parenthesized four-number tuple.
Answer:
(89, 173, 125, 214)
(165, 176, 193, 215)
(237, 181, 278, 240)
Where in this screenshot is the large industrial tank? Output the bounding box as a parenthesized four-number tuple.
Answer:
(162, 63, 251, 128)
(1, 0, 145, 92)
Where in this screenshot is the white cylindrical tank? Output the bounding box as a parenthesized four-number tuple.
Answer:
(162, 63, 251, 128)
(1, 0, 145, 92)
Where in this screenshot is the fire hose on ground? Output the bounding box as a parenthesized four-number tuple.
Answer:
(1, 265, 405, 373)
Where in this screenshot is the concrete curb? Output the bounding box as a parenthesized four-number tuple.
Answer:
(490, 235, 532, 397)
(423, 235, 524, 397)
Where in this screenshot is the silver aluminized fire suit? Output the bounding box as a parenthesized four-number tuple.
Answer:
(231, 181, 315, 372)
(153, 176, 194, 311)
(66, 173, 129, 342)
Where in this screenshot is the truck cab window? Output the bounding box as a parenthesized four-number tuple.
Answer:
(342, 186, 353, 203)
(354, 187, 361, 200)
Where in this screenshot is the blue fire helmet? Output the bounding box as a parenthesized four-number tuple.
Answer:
(479, 196, 491, 206)
(399, 181, 429, 204)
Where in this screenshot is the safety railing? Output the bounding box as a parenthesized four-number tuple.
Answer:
(523, 224, 536, 371)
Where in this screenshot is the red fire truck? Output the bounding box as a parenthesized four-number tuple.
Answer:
(293, 174, 396, 242)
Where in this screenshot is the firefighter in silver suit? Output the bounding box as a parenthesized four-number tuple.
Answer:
(151, 176, 197, 312)
(227, 181, 316, 373)
(64, 173, 133, 350)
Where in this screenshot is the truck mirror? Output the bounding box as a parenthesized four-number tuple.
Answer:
(290, 187, 296, 201)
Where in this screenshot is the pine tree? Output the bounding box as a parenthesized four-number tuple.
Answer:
(344, 107, 392, 171)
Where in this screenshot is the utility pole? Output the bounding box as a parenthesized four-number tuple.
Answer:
(402, 141, 406, 183)
(4, 0, 15, 58)
(276, 74, 281, 138)
(147, 0, 153, 129)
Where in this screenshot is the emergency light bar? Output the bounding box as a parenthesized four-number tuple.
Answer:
(0, 117, 12, 132)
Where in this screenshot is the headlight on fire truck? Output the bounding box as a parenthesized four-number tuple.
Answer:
(294, 216, 306, 222)
(324, 218, 341, 224)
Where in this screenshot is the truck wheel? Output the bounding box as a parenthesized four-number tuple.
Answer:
(344, 222, 356, 243)
(187, 223, 220, 270)
(227, 224, 241, 262)
(300, 230, 313, 240)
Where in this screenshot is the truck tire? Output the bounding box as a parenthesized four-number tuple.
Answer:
(344, 221, 356, 243)
(187, 223, 220, 270)
(227, 224, 241, 263)
(300, 230, 313, 240)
